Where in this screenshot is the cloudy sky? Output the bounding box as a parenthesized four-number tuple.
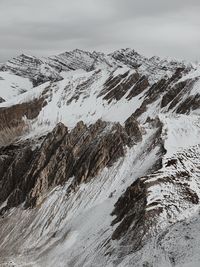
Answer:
(0, 0, 200, 62)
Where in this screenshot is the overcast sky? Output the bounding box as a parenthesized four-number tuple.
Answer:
(0, 0, 200, 62)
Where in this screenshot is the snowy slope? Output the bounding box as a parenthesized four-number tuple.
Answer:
(0, 71, 32, 100)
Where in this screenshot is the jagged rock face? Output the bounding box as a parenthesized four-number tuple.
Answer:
(109, 49, 191, 84)
(126, 75, 149, 100)
(47, 49, 96, 72)
(0, 115, 142, 212)
(100, 70, 141, 103)
(0, 97, 46, 146)
(47, 49, 114, 72)
(124, 114, 142, 143)
(111, 120, 164, 245)
(0, 54, 63, 87)
(0, 144, 34, 212)
(109, 48, 149, 68)
(0, 97, 5, 103)
(109, 121, 200, 264)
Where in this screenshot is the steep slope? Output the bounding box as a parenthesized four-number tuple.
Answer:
(0, 49, 200, 267)
(0, 117, 162, 267)
(0, 54, 62, 87)
(0, 71, 32, 101)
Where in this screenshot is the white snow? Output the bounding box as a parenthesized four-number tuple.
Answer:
(160, 114, 200, 157)
(0, 71, 32, 100)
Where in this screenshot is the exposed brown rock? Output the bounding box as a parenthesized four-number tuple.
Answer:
(110, 148, 200, 261)
(132, 69, 187, 119)
(0, 145, 33, 211)
(124, 114, 142, 143)
(133, 78, 168, 118)
(126, 75, 149, 100)
(166, 79, 197, 112)
(111, 178, 150, 241)
(176, 93, 200, 114)
(0, 116, 142, 212)
(99, 71, 140, 103)
(161, 80, 187, 108)
(0, 53, 63, 87)
(0, 98, 46, 146)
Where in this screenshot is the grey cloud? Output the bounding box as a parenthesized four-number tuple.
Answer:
(0, 0, 200, 62)
(111, 0, 200, 17)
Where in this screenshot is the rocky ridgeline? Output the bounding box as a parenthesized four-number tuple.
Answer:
(0, 96, 47, 146)
(0, 114, 142, 214)
(109, 48, 193, 84)
(0, 48, 193, 89)
(47, 49, 118, 72)
(0, 49, 119, 87)
(0, 54, 62, 87)
(111, 147, 200, 260)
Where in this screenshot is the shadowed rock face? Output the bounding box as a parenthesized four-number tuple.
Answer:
(99, 118, 167, 264)
(0, 97, 5, 103)
(124, 114, 142, 143)
(0, 145, 34, 210)
(161, 80, 188, 109)
(111, 173, 164, 250)
(100, 71, 140, 103)
(0, 98, 47, 146)
(109, 124, 200, 264)
(0, 54, 63, 87)
(0, 115, 142, 213)
(111, 159, 200, 257)
(176, 93, 200, 114)
(126, 75, 149, 100)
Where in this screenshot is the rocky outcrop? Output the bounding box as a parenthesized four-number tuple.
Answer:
(133, 78, 169, 118)
(98, 70, 140, 103)
(0, 145, 34, 212)
(48, 49, 101, 72)
(162, 78, 198, 113)
(110, 138, 200, 263)
(161, 80, 187, 108)
(111, 178, 150, 247)
(0, 97, 5, 103)
(176, 93, 200, 114)
(126, 75, 149, 100)
(0, 115, 142, 212)
(109, 48, 147, 68)
(132, 68, 189, 118)
(0, 54, 63, 87)
(124, 114, 142, 143)
(108, 119, 165, 256)
(0, 97, 47, 146)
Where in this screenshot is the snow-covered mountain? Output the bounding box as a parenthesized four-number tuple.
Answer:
(0, 48, 200, 267)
